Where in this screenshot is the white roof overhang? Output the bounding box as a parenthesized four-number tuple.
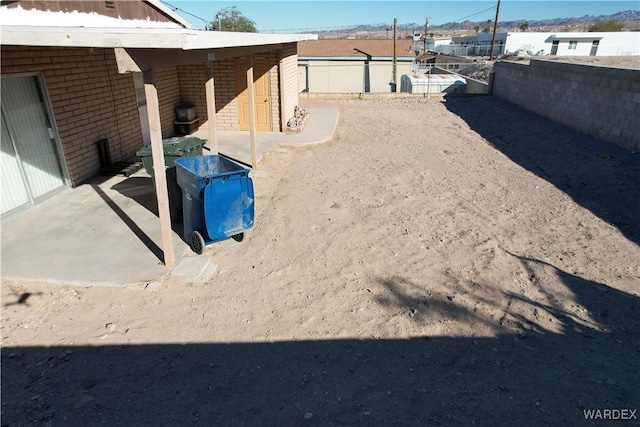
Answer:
(0, 26, 316, 50)
(1, 26, 317, 72)
(546, 34, 605, 41)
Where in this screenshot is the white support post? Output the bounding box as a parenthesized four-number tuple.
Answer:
(279, 51, 287, 132)
(143, 70, 175, 267)
(246, 55, 259, 170)
(205, 63, 218, 154)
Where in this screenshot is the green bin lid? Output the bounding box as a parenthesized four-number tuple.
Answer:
(136, 137, 206, 157)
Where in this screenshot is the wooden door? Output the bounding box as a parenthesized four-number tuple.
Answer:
(236, 58, 271, 131)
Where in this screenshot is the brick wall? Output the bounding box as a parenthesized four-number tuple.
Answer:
(212, 57, 240, 130)
(280, 43, 299, 130)
(176, 63, 206, 126)
(156, 67, 181, 137)
(266, 50, 281, 131)
(176, 47, 289, 132)
(492, 59, 640, 151)
(1, 46, 142, 185)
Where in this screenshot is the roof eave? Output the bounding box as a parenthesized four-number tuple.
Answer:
(0, 26, 318, 49)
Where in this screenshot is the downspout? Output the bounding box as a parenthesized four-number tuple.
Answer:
(354, 48, 372, 94)
(392, 18, 397, 92)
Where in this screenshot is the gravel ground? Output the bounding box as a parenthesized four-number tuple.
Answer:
(2, 96, 639, 426)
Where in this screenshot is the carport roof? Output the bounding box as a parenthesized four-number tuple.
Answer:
(0, 25, 317, 50)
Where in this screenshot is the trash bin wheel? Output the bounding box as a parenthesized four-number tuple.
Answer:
(232, 233, 244, 242)
(191, 231, 205, 255)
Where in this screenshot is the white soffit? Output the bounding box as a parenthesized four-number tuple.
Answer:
(0, 26, 317, 50)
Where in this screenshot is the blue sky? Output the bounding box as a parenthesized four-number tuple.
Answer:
(162, 1, 640, 32)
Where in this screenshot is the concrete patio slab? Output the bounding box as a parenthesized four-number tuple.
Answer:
(0, 108, 339, 287)
(281, 108, 340, 147)
(1, 173, 190, 287)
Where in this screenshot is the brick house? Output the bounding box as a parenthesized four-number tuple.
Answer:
(1, 0, 314, 218)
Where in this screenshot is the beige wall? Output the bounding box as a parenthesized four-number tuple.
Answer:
(301, 60, 413, 93)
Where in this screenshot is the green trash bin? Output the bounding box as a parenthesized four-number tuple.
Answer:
(136, 137, 206, 223)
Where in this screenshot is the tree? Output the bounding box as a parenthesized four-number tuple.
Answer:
(588, 20, 624, 32)
(474, 25, 480, 35)
(519, 22, 529, 32)
(483, 19, 492, 33)
(211, 6, 257, 32)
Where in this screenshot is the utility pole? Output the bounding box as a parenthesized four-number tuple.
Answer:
(489, 0, 501, 60)
(392, 18, 397, 92)
(423, 17, 429, 54)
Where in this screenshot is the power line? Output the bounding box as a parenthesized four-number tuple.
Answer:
(449, 6, 497, 24)
(159, 0, 212, 29)
(258, 23, 389, 33)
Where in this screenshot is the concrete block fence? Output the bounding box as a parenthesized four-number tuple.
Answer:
(492, 59, 640, 152)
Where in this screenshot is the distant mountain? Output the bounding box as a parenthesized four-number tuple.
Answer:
(478, 9, 640, 30)
(314, 10, 640, 38)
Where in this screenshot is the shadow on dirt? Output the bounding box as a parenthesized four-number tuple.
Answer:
(3, 253, 638, 425)
(444, 95, 640, 247)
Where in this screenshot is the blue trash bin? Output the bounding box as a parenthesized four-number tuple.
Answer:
(175, 155, 254, 254)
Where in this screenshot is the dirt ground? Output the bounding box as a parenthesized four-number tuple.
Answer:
(2, 96, 639, 426)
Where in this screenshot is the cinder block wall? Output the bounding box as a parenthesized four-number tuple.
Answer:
(492, 59, 640, 151)
(1, 46, 142, 186)
(464, 77, 490, 94)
